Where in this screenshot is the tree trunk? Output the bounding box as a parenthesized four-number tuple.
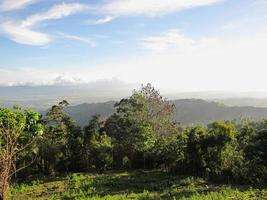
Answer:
(0, 155, 11, 200)
(143, 152, 146, 170)
(0, 173, 8, 200)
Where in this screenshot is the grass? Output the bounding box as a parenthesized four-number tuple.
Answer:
(10, 170, 267, 200)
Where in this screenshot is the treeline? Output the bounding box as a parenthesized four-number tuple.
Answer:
(0, 84, 266, 199)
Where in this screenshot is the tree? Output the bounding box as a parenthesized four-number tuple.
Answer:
(235, 118, 256, 148)
(153, 131, 187, 172)
(244, 129, 267, 184)
(186, 126, 208, 175)
(41, 100, 72, 174)
(203, 121, 238, 179)
(65, 118, 83, 172)
(89, 132, 112, 172)
(105, 94, 156, 168)
(230, 119, 255, 182)
(0, 107, 43, 200)
(138, 83, 176, 137)
(83, 115, 112, 172)
(105, 84, 177, 169)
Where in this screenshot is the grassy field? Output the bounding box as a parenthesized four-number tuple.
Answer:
(10, 171, 267, 200)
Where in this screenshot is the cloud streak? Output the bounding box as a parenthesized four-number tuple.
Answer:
(93, 16, 115, 25)
(21, 3, 88, 27)
(0, 0, 224, 44)
(58, 32, 96, 47)
(1, 21, 51, 46)
(1, 3, 88, 46)
(85, 0, 224, 24)
(0, 0, 37, 11)
(99, 0, 223, 16)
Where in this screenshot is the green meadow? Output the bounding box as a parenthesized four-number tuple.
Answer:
(10, 171, 266, 200)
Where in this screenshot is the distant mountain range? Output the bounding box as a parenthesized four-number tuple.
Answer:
(2, 81, 267, 110)
(0, 80, 136, 110)
(65, 99, 267, 127)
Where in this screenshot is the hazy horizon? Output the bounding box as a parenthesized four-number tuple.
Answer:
(3, 79, 267, 110)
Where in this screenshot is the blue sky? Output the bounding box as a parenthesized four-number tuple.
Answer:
(0, 0, 267, 91)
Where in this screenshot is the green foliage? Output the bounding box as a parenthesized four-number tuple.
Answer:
(153, 131, 187, 171)
(243, 129, 267, 185)
(89, 133, 112, 171)
(186, 126, 208, 175)
(83, 115, 112, 172)
(0, 107, 43, 199)
(105, 84, 177, 169)
(106, 94, 157, 153)
(0, 108, 43, 163)
(105, 95, 157, 167)
(40, 100, 71, 174)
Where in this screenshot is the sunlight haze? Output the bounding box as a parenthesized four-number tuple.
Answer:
(0, 0, 267, 93)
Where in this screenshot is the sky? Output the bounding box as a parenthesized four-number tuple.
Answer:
(0, 0, 267, 92)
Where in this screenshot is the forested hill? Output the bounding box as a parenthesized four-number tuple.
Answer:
(65, 101, 116, 126)
(65, 99, 267, 126)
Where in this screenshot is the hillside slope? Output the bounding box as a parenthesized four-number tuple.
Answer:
(65, 99, 267, 126)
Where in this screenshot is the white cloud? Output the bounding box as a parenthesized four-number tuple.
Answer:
(1, 27, 267, 92)
(1, 21, 52, 46)
(100, 0, 223, 16)
(21, 3, 88, 27)
(85, 0, 223, 24)
(0, 3, 88, 46)
(2, 29, 267, 92)
(142, 29, 197, 53)
(0, 0, 225, 44)
(93, 16, 115, 25)
(53, 74, 83, 85)
(58, 32, 96, 47)
(0, 0, 37, 11)
(56, 30, 267, 92)
(126, 30, 267, 91)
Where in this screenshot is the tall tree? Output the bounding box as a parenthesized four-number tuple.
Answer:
(83, 115, 112, 172)
(244, 129, 267, 184)
(186, 126, 208, 175)
(137, 83, 176, 137)
(105, 84, 177, 168)
(0, 107, 43, 200)
(105, 94, 156, 168)
(65, 118, 83, 172)
(41, 100, 72, 174)
(203, 121, 239, 179)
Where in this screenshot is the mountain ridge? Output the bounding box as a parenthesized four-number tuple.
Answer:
(64, 99, 267, 126)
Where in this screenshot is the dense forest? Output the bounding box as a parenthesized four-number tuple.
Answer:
(0, 84, 266, 200)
